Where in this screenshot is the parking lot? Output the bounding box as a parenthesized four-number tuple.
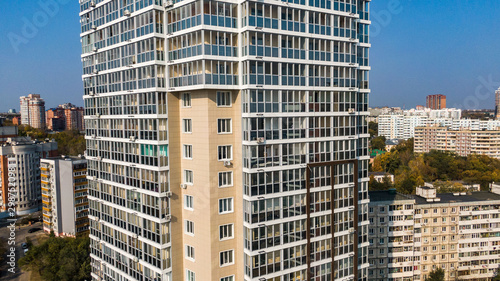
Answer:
(0, 220, 47, 281)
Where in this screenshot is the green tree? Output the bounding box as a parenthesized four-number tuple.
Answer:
(370, 136, 386, 151)
(492, 271, 500, 281)
(369, 175, 393, 191)
(52, 130, 86, 156)
(19, 236, 90, 281)
(18, 125, 48, 140)
(425, 268, 445, 281)
(369, 122, 378, 137)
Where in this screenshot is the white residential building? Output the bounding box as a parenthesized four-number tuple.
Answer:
(79, 0, 372, 280)
(41, 156, 89, 237)
(369, 188, 500, 281)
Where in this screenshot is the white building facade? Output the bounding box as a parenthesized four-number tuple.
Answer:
(368, 188, 500, 281)
(80, 0, 371, 280)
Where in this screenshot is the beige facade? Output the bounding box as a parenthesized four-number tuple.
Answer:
(169, 90, 243, 281)
(414, 126, 500, 159)
(20, 94, 46, 129)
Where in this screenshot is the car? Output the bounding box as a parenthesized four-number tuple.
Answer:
(21, 242, 28, 249)
(28, 227, 41, 233)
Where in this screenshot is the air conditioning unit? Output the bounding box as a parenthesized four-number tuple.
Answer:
(91, 134, 96, 139)
(165, 191, 172, 197)
(180, 183, 187, 189)
(96, 113, 101, 118)
(165, 214, 172, 222)
(124, 9, 131, 16)
(132, 233, 138, 239)
(224, 160, 232, 167)
(96, 156, 102, 161)
(348, 108, 355, 114)
(93, 69, 99, 74)
(349, 227, 355, 233)
(91, 24, 97, 30)
(90, 1, 96, 7)
(257, 137, 265, 144)
(93, 47, 98, 52)
(164, 0, 174, 8)
(130, 136, 137, 142)
(133, 257, 139, 263)
(89, 91, 95, 96)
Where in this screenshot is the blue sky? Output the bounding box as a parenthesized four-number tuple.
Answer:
(0, 1, 499, 112)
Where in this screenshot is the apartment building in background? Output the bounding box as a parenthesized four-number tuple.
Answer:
(414, 126, 500, 159)
(369, 187, 500, 281)
(79, 0, 371, 280)
(426, 94, 446, 110)
(20, 94, 46, 129)
(41, 156, 89, 237)
(0, 137, 58, 215)
(46, 103, 85, 131)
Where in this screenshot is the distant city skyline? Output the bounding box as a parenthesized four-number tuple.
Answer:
(0, 1, 500, 111)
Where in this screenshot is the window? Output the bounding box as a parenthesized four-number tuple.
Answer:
(186, 270, 195, 281)
(183, 119, 192, 133)
(219, 250, 234, 266)
(185, 220, 195, 235)
(182, 93, 192, 107)
(217, 92, 231, 107)
(186, 245, 195, 260)
(219, 198, 233, 214)
(218, 172, 233, 187)
(184, 195, 194, 210)
(184, 170, 193, 184)
(220, 276, 234, 281)
(183, 144, 193, 159)
(219, 224, 234, 240)
(218, 145, 232, 161)
(217, 119, 232, 134)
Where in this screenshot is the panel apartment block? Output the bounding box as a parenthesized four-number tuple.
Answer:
(368, 188, 500, 281)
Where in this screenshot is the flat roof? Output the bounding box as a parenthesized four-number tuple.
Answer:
(369, 190, 413, 202)
(413, 191, 500, 205)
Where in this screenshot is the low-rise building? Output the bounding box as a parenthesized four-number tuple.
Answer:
(0, 126, 18, 143)
(41, 156, 88, 237)
(368, 187, 500, 281)
(368, 172, 394, 183)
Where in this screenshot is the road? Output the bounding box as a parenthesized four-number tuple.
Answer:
(0, 221, 46, 281)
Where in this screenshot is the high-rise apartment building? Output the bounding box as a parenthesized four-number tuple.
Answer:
(41, 156, 89, 237)
(20, 94, 46, 129)
(0, 137, 58, 215)
(426, 94, 446, 110)
(80, 0, 371, 280)
(368, 188, 500, 281)
(46, 103, 85, 131)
